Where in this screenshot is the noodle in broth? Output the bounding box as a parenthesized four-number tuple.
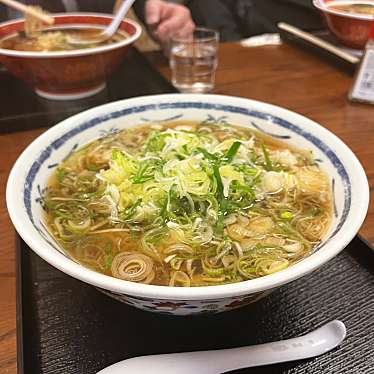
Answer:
(43, 121, 332, 287)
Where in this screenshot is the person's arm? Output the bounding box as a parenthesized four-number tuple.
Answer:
(134, 0, 195, 48)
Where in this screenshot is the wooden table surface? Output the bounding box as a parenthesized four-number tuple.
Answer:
(0, 41, 373, 373)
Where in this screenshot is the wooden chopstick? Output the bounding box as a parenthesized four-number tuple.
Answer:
(278, 22, 359, 65)
(113, 0, 122, 13)
(0, 0, 54, 25)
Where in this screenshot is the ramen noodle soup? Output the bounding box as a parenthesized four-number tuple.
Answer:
(0, 27, 126, 52)
(327, 1, 374, 16)
(43, 121, 332, 287)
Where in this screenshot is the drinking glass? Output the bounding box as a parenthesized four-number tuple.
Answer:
(169, 27, 219, 93)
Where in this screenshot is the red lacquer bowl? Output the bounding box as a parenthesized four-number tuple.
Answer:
(0, 13, 141, 100)
(313, 0, 374, 49)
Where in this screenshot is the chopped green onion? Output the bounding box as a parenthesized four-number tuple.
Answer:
(182, 144, 188, 154)
(196, 147, 218, 161)
(87, 164, 101, 172)
(261, 144, 273, 171)
(55, 210, 73, 219)
(144, 132, 167, 152)
(307, 207, 322, 217)
(213, 164, 224, 196)
(132, 161, 154, 184)
(212, 164, 229, 234)
(224, 141, 241, 162)
(105, 253, 113, 271)
(204, 267, 225, 276)
(281, 211, 294, 220)
(56, 168, 68, 182)
(122, 199, 142, 220)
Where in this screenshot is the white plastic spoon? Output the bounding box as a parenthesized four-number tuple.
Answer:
(97, 320, 346, 374)
(67, 0, 136, 46)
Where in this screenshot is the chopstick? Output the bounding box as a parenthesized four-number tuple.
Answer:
(278, 22, 360, 65)
(113, 0, 122, 13)
(0, 0, 54, 25)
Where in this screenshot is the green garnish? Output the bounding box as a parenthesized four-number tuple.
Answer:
(56, 167, 68, 182)
(261, 143, 273, 171)
(224, 141, 241, 162)
(132, 161, 154, 184)
(196, 147, 219, 161)
(45, 121, 330, 287)
(281, 211, 294, 220)
(121, 199, 142, 220)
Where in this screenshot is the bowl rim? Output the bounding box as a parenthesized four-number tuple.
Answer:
(0, 13, 142, 58)
(6, 94, 370, 301)
(313, 0, 374, 20)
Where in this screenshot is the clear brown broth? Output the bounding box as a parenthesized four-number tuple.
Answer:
(0, 27, 126, 52)
(328, 2, 374, 15)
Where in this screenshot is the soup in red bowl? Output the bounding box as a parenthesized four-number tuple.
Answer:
(0, 13, 141, 100)
(313, 0, 374, 49)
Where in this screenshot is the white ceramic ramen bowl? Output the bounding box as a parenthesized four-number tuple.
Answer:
(6, 94, 369, 315)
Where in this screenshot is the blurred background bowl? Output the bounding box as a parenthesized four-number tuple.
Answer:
(313, 0, 374, 49)
(0, 13, 141, 100)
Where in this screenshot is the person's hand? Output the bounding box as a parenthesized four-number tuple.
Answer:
(145, 0, 195, 48)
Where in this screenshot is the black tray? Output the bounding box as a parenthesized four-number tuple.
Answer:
(16, 235, 374, 374)
(0, 47, 176, 134)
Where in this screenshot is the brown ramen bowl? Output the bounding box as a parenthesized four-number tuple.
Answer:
(0, 13, 141, 100)
(313, 0, 374, 49)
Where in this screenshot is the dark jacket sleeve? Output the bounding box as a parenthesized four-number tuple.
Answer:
(187, 0, 242, 42)
(185, 0, 322, 41)
(133, 0, 147, 23)
(0, 4, 8, 22)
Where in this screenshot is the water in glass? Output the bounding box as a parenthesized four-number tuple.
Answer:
(170, 28, 219, 93)
(170, 44, 217, 93)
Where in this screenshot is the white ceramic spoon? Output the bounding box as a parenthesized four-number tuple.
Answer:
(97, 320, 346, 374)
(67, 0, 136, 45)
